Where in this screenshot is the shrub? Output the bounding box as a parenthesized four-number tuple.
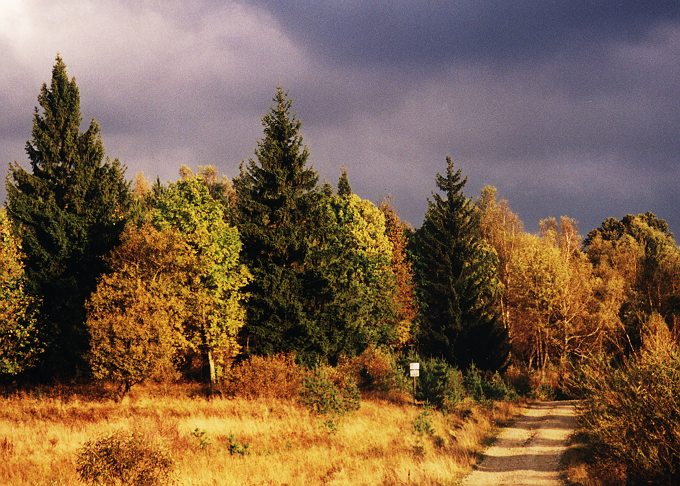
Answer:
(299, 366, 360, 416)
(76, 430, 173, 486)
(575, 313, 680, 484)
(225, 434, 250, 456)
(415, 357, 465, 411)
(222, 353, 306, 400)
(411, 406, 435, 456)
(337, 346, 408, 397)
(190, 428, 210, 450)
(528, 365, 561, 400)
(503, 364, 531, 396)
(464, 364, 517, 402)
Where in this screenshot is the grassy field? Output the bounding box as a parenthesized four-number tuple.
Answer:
(0, 384, 519, 485)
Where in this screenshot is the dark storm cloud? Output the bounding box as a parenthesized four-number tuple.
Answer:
(247, 0, 680, 233)
(1, 1, 679, 236)
(250, 1, 680, 68)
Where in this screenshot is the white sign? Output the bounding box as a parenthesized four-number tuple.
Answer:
(409, 362, 419, 377)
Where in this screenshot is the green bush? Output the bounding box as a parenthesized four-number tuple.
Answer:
(225, 434, 250, 456)
(575, 314, 680, 484)
(411, 406, 435, 456)
(190, 428, 210, 450)
(76, 431, 173, 486)
(464, 364, 517, 401)
(299, 366, 360, 416)
(415, 357, 465, 411)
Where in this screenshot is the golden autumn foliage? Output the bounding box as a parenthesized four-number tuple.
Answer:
(0, 208, 41, 375)
(86, 223, 193, 396)
(380, 200, 418, 348)
(506, 218, 597, 371)
(575, 313, 680, 483)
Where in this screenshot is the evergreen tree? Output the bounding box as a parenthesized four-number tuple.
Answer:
(412, 157, 508, 370)
(303, 173, 398, 362)
(234, 88, 319, 357)
(6, 55, 130, 377)
(337, 168, 352, 196)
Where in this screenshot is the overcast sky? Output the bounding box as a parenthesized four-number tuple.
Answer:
(1, 0, 679, 235)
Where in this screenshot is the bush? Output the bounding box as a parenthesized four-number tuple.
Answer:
(222, 353, 306, 400)
(337, 346, 408, 397)
(225, 434, 250, 456)
(299, 366, 360, 416)
(528, 365, 561, 400)
(503, 364, 531, 396)
(415, 357, 465, 411)
(464, 364, 517, 402)
(575, 314, 680, 484)
(76, 430, 173, 486)
(411, 406, 435, 456)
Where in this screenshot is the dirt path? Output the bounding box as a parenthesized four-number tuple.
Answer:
(461, 400, 578, 486)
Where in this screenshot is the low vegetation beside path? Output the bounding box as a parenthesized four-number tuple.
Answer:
(0, 383, 520, 485)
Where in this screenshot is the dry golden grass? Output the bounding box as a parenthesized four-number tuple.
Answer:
(0, 384, 520, 485)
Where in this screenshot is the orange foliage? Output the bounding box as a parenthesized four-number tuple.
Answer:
(380, 200, 418, 348)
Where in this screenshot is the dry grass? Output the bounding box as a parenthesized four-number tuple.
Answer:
(0, 384, 519, 485)
(560, 431, 626, 486)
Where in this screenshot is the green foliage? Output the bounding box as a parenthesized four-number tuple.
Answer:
(412, 157, 508, 371)
(6, 55, 130, 376)
(337, 168, 352, 197)
(76, 431, 173, 486)
(412, 407, 435, 436)
(304, 183, 398, 361)
(300, 367, 361, 416)
(234, 88, 319, 357)
(415, 357, 465, 411)
(411, 406, 435, 456)
(0, 209, 41, 375)
(225, 434, 250, 456)
(191, 428, 210, 450)
(152, 170, 250, 384)
(464, 364, 517, 402)
(574, 313, 680, 483)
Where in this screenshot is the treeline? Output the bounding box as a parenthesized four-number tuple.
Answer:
(2, 57, 679, 406)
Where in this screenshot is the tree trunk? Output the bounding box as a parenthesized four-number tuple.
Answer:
(208, 349, 217, 386)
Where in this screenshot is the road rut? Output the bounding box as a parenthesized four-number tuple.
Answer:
(461, 400, 578, 486)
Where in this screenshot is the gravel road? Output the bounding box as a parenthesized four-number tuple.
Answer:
(461, 400, 578, 486)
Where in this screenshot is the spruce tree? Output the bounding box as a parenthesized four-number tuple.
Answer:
(337, 168, 352, 196)
(412, 157, 508, 370)
(303, 172, 398, 362)
(234, 88, 319, 357)
(6, 55, 130, 377)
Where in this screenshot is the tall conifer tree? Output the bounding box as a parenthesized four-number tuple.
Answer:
(6, 56, 130, 377)
(412, 157, 508, 370)
(303, 172, 398, 362)
(234, 88, 319, 356)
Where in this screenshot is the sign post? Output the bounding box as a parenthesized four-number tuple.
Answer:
(409, 362, 419, 404)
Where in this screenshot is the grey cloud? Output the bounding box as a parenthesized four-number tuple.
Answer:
(248, 1, 680, 69)
(1, 0, 679, 237)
